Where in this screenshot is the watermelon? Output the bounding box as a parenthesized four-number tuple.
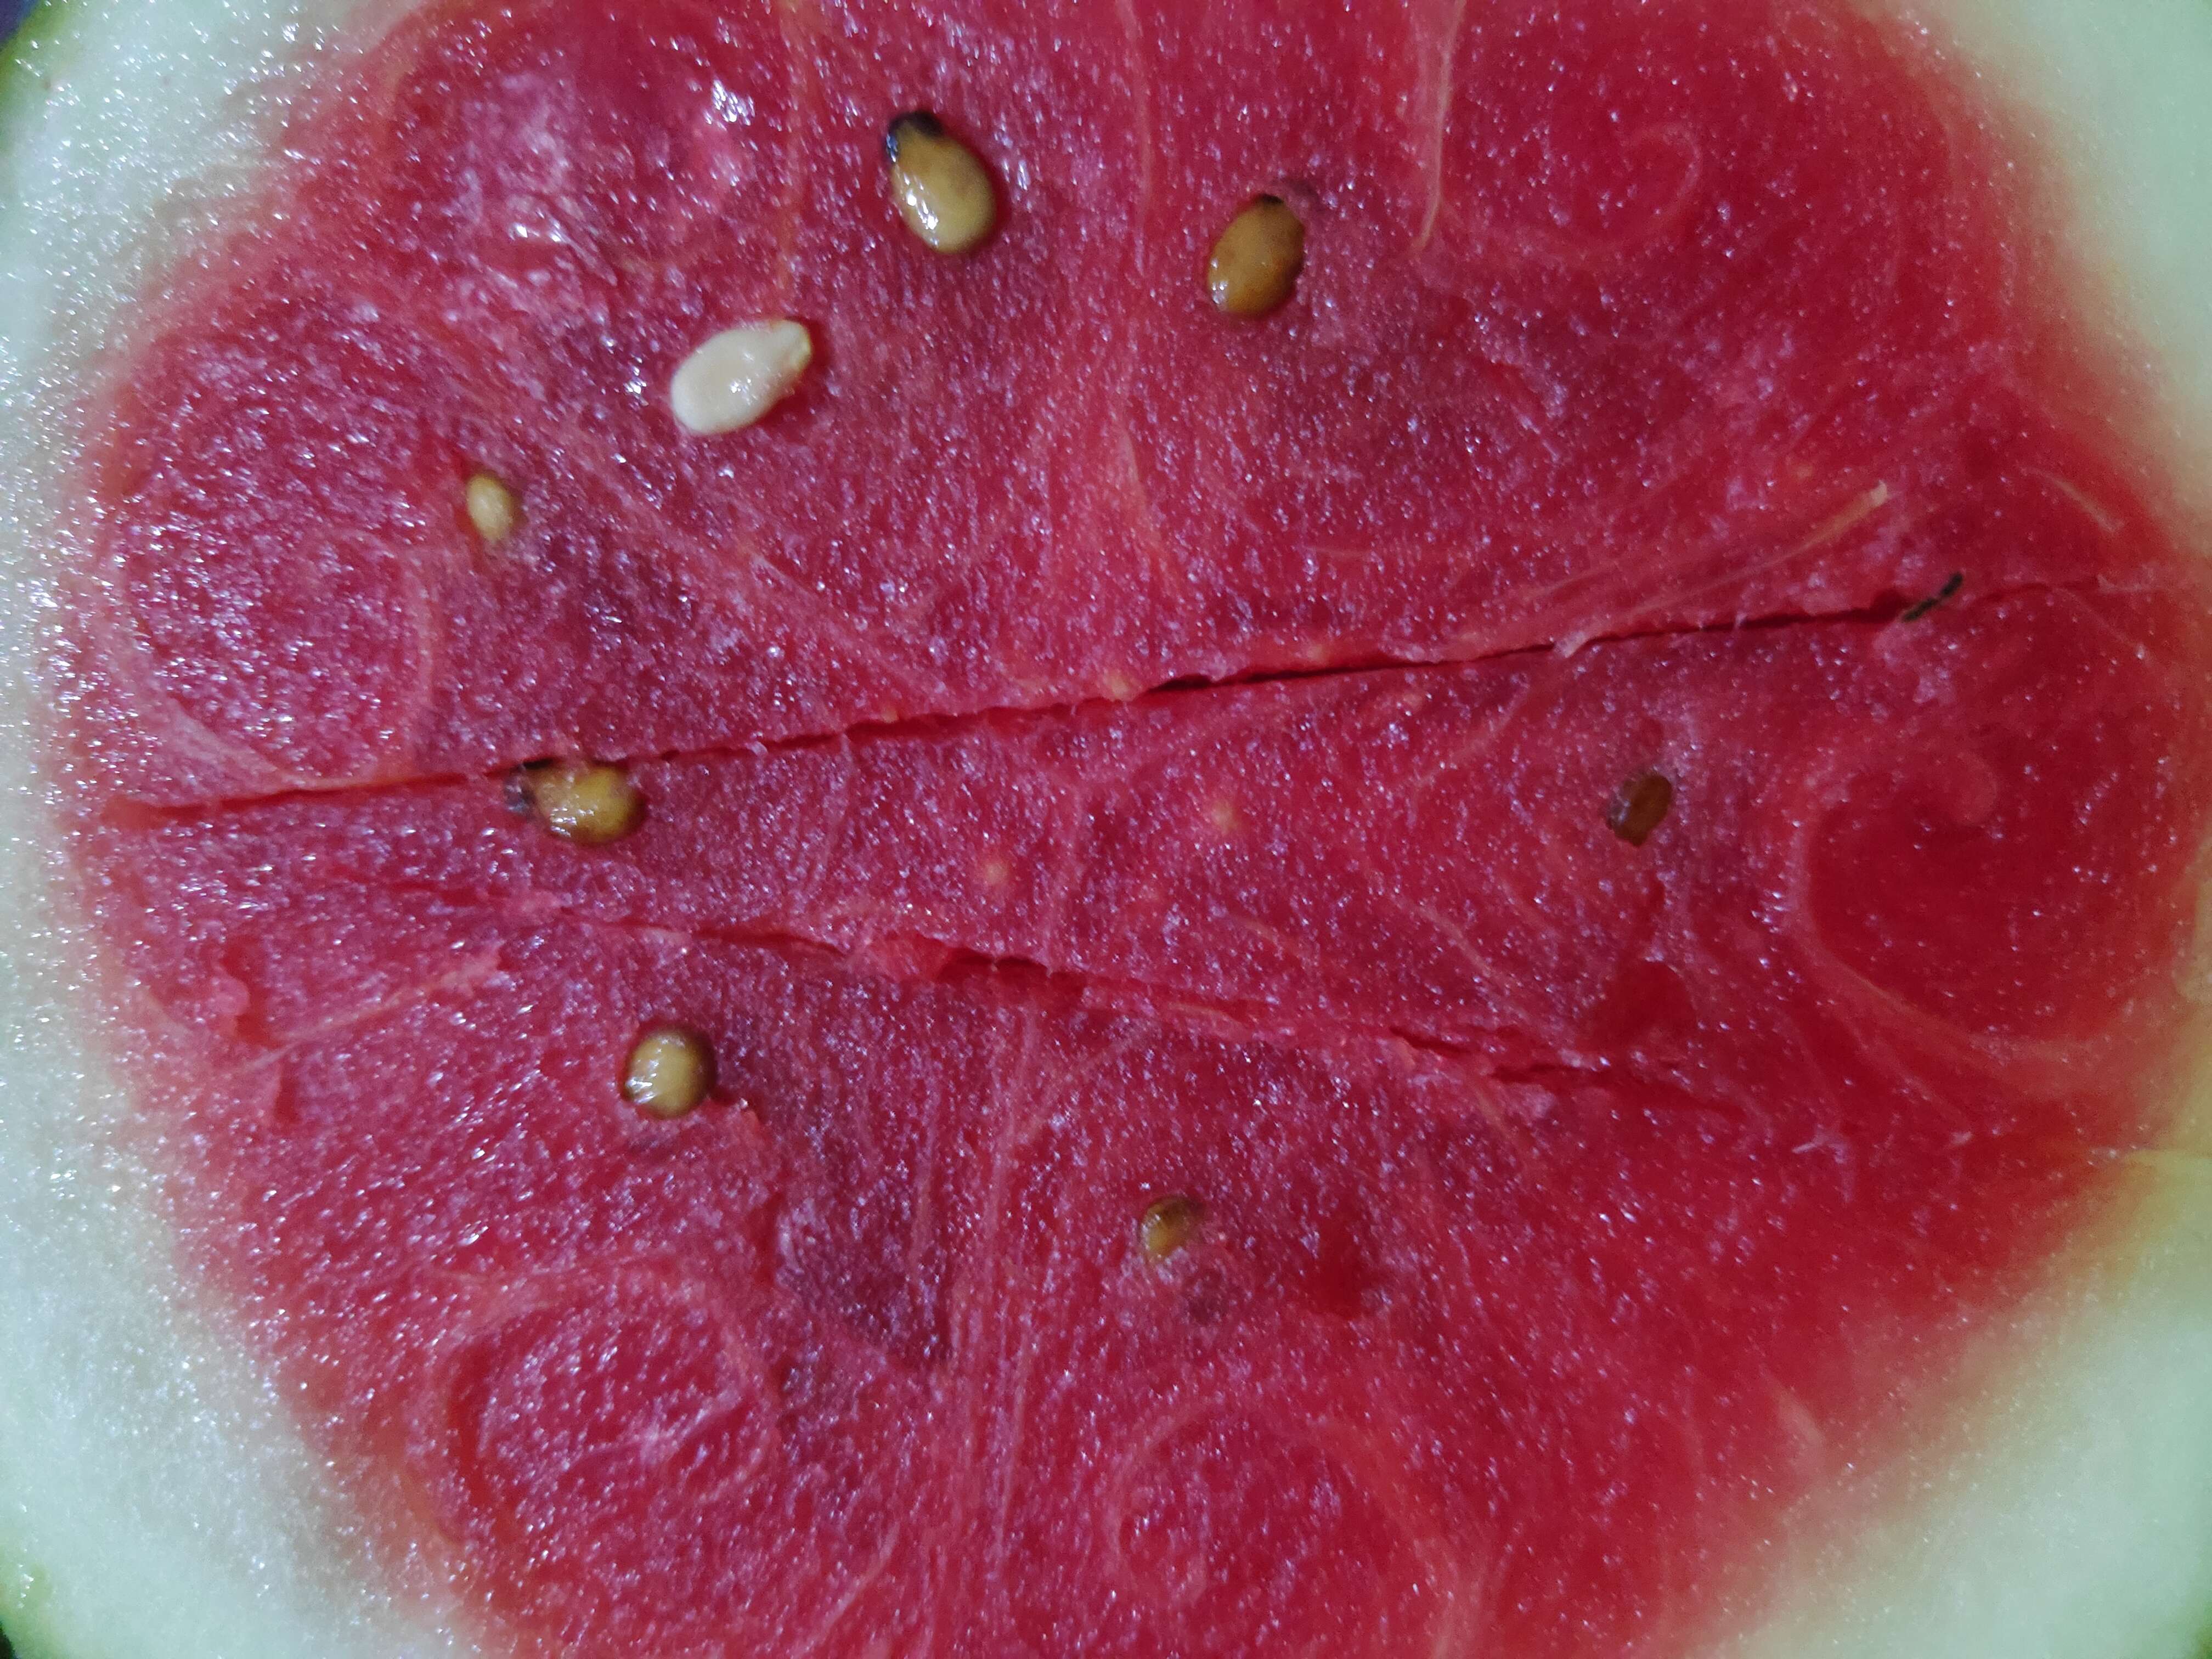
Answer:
(2, 1, 2211, 1655)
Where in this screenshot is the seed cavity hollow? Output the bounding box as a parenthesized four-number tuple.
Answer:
(1209, 195, 1306, 318)
(624, 1025, 715, 1119)
(465, 472, 520, 544)
(522, 759, 645, 846)
(1607, 770, 1675, 847)
(670, 320, 813, 435)
(1139, 1195, 1204, 1265)
(885, 111, 998, 255)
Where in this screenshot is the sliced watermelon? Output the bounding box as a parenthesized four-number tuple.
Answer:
(2, 2, 2211, 1657)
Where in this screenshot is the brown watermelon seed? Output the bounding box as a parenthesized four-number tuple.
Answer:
(885, 111, 998, 255)
(464, 472, 520, 544)
(623, 1025, 716, 1119)
(1208, 195, 1306, 318)
(522, 759, 645, 846)
(1607, 770, 1675, 847)
(1898, 571, 1965, 621)
(1139, 1195, 1204, 1265)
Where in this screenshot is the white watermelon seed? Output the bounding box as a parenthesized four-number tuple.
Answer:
(1209, 195, 1306, 318)
(670, 320, 814, 435)
(885, 111, 998, 255)
(465, 472, 520, 544)
(623, 1026, 716, 1119)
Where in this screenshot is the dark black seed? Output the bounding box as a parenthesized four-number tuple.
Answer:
(884, 109, 947, 163)
(1899, 571, 1965, 622)
(1607, 770, 1675, 847)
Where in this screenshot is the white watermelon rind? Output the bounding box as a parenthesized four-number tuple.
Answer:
(1, 4, 465, 1655)
(1729, 6, 2212, 1653)
(0, 2, 2208, 1656)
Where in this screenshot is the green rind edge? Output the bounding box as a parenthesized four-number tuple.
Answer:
(1, 2, 69, 144)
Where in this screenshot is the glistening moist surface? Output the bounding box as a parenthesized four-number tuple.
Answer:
(50, 1, 2212, 1655)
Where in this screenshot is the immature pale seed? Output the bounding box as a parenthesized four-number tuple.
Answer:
(885, 112, 998, 254)
(623, 1026, 715, 1119)
(670, 320, 814, 435)
(465, 472, 520, 544)
(1139, 1195, 1204, 1265)
(1208, 195, 1306, 318)
(1607, 770, 1675, 847)
(524, 760, 645, 846)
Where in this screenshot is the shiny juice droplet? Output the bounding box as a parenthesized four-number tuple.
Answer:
(1208, 195, 1306, 317)
(524, 760, 645, 846)
(885, 111, 998, 254)
(623, 1026, 715, 1119)
(1607, 770, 1675, 847)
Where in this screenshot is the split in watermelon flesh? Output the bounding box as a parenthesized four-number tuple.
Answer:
(3, 1, 2212, 1656)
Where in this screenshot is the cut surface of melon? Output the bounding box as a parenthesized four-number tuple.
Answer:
(0, 2, 2209, 1656)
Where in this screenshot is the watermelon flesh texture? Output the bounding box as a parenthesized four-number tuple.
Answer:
(68, 0, 2180, 804)
(10, 0, 2212, 1656)
(81, 591, 2212, 1652)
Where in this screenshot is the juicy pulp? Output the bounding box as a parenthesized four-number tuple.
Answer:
(76, 591, 2212, 1654)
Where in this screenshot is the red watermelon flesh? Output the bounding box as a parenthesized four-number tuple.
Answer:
(65, 0, 2173, 805)
(49, 0, 2212, 1656)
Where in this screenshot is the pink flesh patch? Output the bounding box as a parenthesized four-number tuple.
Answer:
(53, 1, 2212, 1656)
